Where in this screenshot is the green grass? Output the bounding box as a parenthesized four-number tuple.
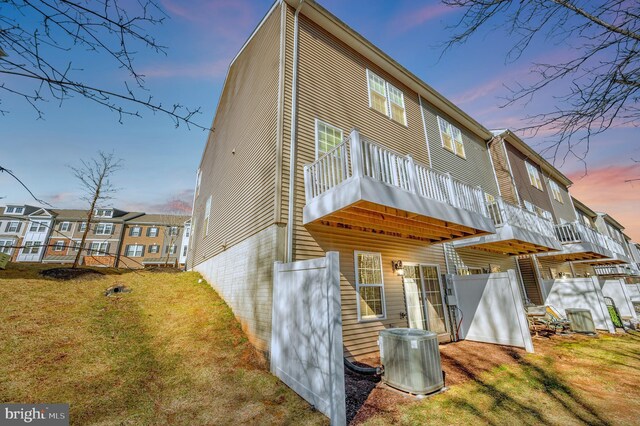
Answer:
(0, 264, 327, 425)
(361, 333, 640, 425)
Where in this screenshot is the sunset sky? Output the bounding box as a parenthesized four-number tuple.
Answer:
(2, 0, 638, 239)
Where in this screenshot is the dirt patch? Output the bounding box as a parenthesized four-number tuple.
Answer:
(144, 266, 183, 273)
(345, 367, 380, 424)
(40, 268, 105, 280)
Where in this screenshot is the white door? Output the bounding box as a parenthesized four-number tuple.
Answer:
(403, 265, 426, 329)
(402, 264, 449, 335)
(421, 265, 448, 335)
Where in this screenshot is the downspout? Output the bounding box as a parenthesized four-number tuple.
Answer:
(286, 0, 304, 263)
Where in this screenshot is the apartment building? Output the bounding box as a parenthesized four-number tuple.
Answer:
(0, 205, 44, 261)
(118, 214, 190, 269)
(179, 219, 191, 267)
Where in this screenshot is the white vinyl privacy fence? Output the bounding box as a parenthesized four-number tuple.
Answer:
(449, 270, 534, 353)
(600, 278, 637, 320)
(540, 277, 615, 333)
(270, 252, 346, 426)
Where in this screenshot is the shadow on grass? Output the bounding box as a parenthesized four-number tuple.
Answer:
(0, 262, 138, 280)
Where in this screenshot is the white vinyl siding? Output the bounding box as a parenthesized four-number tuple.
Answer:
(525, 161, 544, 190)
(550, 180, 563, 203)
(355, 251, 386, 321)
(366, 69, 406, 125)
(315, 119, 343, 157)
(437, 116, 465, 158)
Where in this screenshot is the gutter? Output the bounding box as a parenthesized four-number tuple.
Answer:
(286, 0, 304, 263)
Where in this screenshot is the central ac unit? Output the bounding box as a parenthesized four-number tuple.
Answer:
(379, 328, 444, 395)
(565, 308, 596, 334)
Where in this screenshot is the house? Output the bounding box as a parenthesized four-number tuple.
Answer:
(117, 214, 190, 269)
(43, 208, 143, 267)
(15, 208, 57, 263)
(0, 205, 41, 261)
(179, 219, 191, 268)
(590, 214, 639, 279)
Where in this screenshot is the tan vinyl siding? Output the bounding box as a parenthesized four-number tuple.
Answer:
(446, 245, 518, 275)
(306, 224, 446, 360)
(191, 8, 281, 267)
(572, 262, 595, 277)
(422, 103, 500, 196)
(489, 138, 519, 205)
(505, 143, 556, 218)
(543, 175, 576, 223)
(536, 256, 574, 279)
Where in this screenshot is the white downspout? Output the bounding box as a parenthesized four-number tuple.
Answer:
(286, 0, 304, 263)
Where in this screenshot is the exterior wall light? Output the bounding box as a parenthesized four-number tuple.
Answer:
(392, 260, 404, 276)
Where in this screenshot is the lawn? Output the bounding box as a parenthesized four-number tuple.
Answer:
(0, 263, 327, 425)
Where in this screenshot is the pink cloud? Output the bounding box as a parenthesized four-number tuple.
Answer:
(568, 164, 640, 241)
(389, 3, 456, 34)
(121, 189, 194, 215)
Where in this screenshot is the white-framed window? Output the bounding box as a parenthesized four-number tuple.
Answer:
(6, 221, 20, 233)
(0, 240, 13, 254)
(204, 196, 212, 237)
(147, 227, 159, 237)
(29, 221, 46, 232)
(524, 200, 552, 221)
(78, 222, 87, 232)
(148, 244, 159, 254)
(166, 244, 177, 255)
(89, 242, 109, 256)
(71, 241, 81, 252)
(94, 223, 113, 235)
(437, 116, 465, 158)
(59, 221, 71, 232)
(94, 209, 113, 218)
(125, 244, 144, 257)
(185, 227, 190, 238)
(23, 241, 41, 254)
(5, 207, 15, 214)
(5, 206, 24, 215)
(355, 251, 386, 321)
(168, 226, 179, 236)
(182, 245, 188, 256)
(525, 161, 544, 190)
(129, 226, 142, 237)
(366, 69, 406, 125)
(315, 119, 344, 158)
(549, 180, 563, 203)
(53, 241, 65, 252)
(457, 266, 484, 276)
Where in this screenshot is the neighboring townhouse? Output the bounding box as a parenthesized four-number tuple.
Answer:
(179, 219, 191, 268)
(15, 208, 57, 263)
(43, 208, 143, 267)
(118, 214, 189, 269)
(0, 205, 41, 261)
(590, 214, 638, 279)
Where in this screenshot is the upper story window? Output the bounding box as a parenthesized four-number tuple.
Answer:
(23, 241, 41, 254)
(579, 212, 592, 229)
(5, 206, 24, 215)
(129, 226, 142, 237)
(94, 223, 114, 235)
(0, 240, 13, 254)
(315, 120, 343, 158)
(168, 226, 179, 236)
(549, 180, 563, 203)
(355, 251, 386, 321)
(53, 241, 65, 252)
(524, 200, 553, 221)
(148, 244, 160, 254)
(89, 241, 109, 255)
(366, 70, 406, 126)
(125, 244, 144, 257)
(525, 161, 544, 191)
(166, 244, 177, 255)
(437, 116, 465, 158)
(5, 221, 21, 233)
(204, 196, 212, 238)
(59, 222, 71, 232)
(185, 227, 190, 238)
(29, 221, 47, 232)
(78, 222, 87, 232)
(147, 227, 159, 237)
(94, 209, 113, 218)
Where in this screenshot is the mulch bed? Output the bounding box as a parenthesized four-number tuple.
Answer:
(40, 268, 105, 280)
(345, 366, 380, 424)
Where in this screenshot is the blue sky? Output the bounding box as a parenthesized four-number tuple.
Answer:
(2, 0, 638, 238)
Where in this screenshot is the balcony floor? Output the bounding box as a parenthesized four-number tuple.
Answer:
(303, 176, 495, 243)
(537, 241, 613, 262)
(452, 224, 562, 255)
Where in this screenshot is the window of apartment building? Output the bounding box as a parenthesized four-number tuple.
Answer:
(549, 180, 563, 203)
(366, 70, 406, 126)
(59, 221, 71, 232)
(148, 244, 159, 254)
(89, 242, 109, 256)
(94, 209, 113, 218)
(355, 251, 386, 321)
(94, 223, 113, 235)
(165, 244, 177, 255)
(5, 207, 15, 214)
(78, 222, 87, 232)
(524, 200, 553, 221)
(5, 207, 24, 214)
(71, 241, 80, 252)
(168, 226, 179, 236)
(204, 196, 212, 238)
(6, 221, 21, 233)
(457, 266, 484, 275)
(525, 161, 544, 190)
(182, 245, 187, 256)
(129, 226, 142, 237)
(125, 244, 144, 257)
(185, 227, 190, 238)
(29, 221, 47, 232)
(0, 240, 13, 254)
(23, 241, 41, 254)
(147, 227, 159, 237)
(315, 119, 343, 158)
(53, 241, 65, 251)
(437, 116, 465, 158)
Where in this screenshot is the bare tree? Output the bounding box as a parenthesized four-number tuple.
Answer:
(0, 0, 206, 129)
(160, 213, 186, 267)
(70, 151, 122, 268)
(443, 0, 639, 165)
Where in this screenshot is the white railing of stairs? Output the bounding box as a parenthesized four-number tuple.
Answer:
(486, 198, 555, 239)
(303, 129, 489, 218)
(554, 221, 609, 251)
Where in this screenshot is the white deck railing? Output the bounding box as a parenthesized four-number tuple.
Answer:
(303, 129, 489, 218)
(487, 198, 555, 239)
(593, 264, 633, 276)
(554, 221, 609, 250)
(602, 235, 627, 257)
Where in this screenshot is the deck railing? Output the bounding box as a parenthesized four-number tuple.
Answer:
(554, 221, 609, 250)
(593, 264, 633, 276)
(602, 235, 627, 257)
(303, 130, 490, 218)
(487, 198, 555, 239)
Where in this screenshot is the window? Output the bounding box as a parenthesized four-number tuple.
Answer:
(129, 226, 142, 237)
(168, 226, 179, 236)
(71, 241, 80, 252)
(147, 227, 159, 237)
(204, 196, 212, 237)
(59, 222, 71, 232)
(23, 241, 41, 254)
(0, 240, 13, 254)
(185, 227, 190, 237)
(89, 242, 109, 256)
(6, 221, 20, 233)
(182, 245, 188, 256)
(53, 241, 65, 252)
(29, 221, 46, 232)
(437, 116, 465, 158)
(366, 70, 406, 125)
(148, 244, 159, 254)
(5, 207, 14, 214)
(94, 223, 113, 235)
(525, 161, 544, 190)
(125, 244, 144, 257)
(457, 266, 483, 276)
(78, 222, 87, 232)
(5, 207, 24, 215)
(355, 251, 386, 320)
(549, 180, 563, 203)
(315, 120, 343, 157)
(94, 209, 113, 218)
(166, 245, 177, 255)
(524, 200, 552, 221)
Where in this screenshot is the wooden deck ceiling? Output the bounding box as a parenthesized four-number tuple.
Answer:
(466, 239, 558, 256)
